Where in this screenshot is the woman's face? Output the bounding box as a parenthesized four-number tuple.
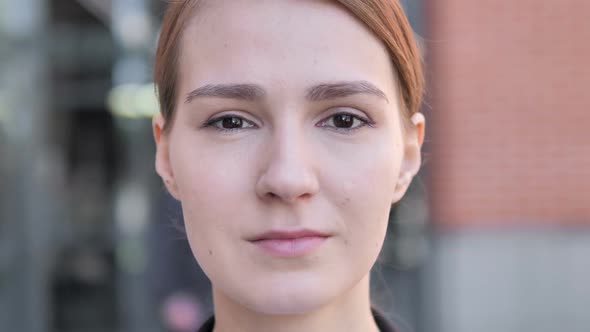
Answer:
(154, 0, 423, 315)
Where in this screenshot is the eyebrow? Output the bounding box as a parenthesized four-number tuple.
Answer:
(184, 80, 388, 103)
(306, 80, 389, 103)
(185, 84, 266, 103)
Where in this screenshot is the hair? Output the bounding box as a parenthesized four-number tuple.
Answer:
(154, 0, 424, 133)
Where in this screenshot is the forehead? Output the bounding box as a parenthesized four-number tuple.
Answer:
(178, 0, 398, 99)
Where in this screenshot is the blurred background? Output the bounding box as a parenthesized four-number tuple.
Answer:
(0, 0, 588, 331)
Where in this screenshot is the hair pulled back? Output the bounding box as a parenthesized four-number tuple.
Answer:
(154, 0, 424, 132)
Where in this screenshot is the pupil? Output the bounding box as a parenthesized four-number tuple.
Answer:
(334, 114, 353, 128)
(222, 117, 242, 129)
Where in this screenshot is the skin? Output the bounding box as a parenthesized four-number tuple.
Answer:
(153, 1, 425, 331)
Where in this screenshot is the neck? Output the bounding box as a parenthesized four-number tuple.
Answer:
(211, 274, 380, 332)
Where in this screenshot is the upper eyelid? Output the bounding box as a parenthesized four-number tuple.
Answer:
(324, 107, 367, 118)
(210, 110, 366, 122)
(208, 115, 368, 133)
(206, 116, 257, 130)
(321, 107, 375, 125)
(317, 114, 370, 130)
(205, 106, 372, 126)
(320, 112, 365, 122)
(207, 112, 260, 125)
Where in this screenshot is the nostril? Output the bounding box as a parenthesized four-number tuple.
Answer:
(265, 191, 313, 203)
(256, 167, 320, 203)
(300, 193, 312, 200)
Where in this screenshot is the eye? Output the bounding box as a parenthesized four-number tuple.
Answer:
(203, 115, 257, 132)
(317, 112, 371, 132)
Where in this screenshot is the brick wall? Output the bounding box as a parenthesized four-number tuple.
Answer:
(426, 0, 590, 227)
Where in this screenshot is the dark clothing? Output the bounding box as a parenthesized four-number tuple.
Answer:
(197, 307, 399, 332)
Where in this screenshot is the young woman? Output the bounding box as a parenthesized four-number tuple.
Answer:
(152, 0, 425, 331)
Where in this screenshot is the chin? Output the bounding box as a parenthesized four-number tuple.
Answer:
(237, 273, 340, 315)
(246, 292, 329, 316)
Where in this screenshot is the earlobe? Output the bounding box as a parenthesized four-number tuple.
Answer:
(391, 173, 412, 204)
(153, 114, 181, 200)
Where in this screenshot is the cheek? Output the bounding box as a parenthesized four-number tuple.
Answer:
(333, 136, 402, 211)
(167, 137, 263, 290)
(331, 138, 402, 257)
(169, 131, 253, 204)
(168, 132, 255, 252)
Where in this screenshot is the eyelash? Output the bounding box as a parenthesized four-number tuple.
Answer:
(316, 112, 373, 133)
(202, 112, 374, 134)
(202, 115, 256, 132)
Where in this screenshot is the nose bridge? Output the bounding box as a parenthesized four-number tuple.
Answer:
(271, 120, 307, 166)
(256, 118, 319, 203)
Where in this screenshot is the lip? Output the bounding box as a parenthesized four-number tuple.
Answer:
(248, 229, 331, 257)
(250, 229, 330, 241)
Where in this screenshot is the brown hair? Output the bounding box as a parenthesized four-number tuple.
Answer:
(154, 0, 424, 133)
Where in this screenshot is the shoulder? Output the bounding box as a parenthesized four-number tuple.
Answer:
(197, 308, 400, 332)
(197, 315, 215, 332)
(372, 307, 401, 332)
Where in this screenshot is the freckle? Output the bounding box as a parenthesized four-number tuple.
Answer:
(344, 239, 349, 246)
(341, 197, 351, 206)
(208, 249, 213, 255)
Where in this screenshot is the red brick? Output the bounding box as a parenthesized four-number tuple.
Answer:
(425, 0, 590, 226)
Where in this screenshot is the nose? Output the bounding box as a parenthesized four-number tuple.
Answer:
(255, 128, 319, 204)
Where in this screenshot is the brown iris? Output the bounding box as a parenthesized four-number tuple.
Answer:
(333, 114, 354, 128)
(222, 117, 243, 129)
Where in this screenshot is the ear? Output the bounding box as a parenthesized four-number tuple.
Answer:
(392, 112, 425, 204)
(153, 114, 181, 200)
